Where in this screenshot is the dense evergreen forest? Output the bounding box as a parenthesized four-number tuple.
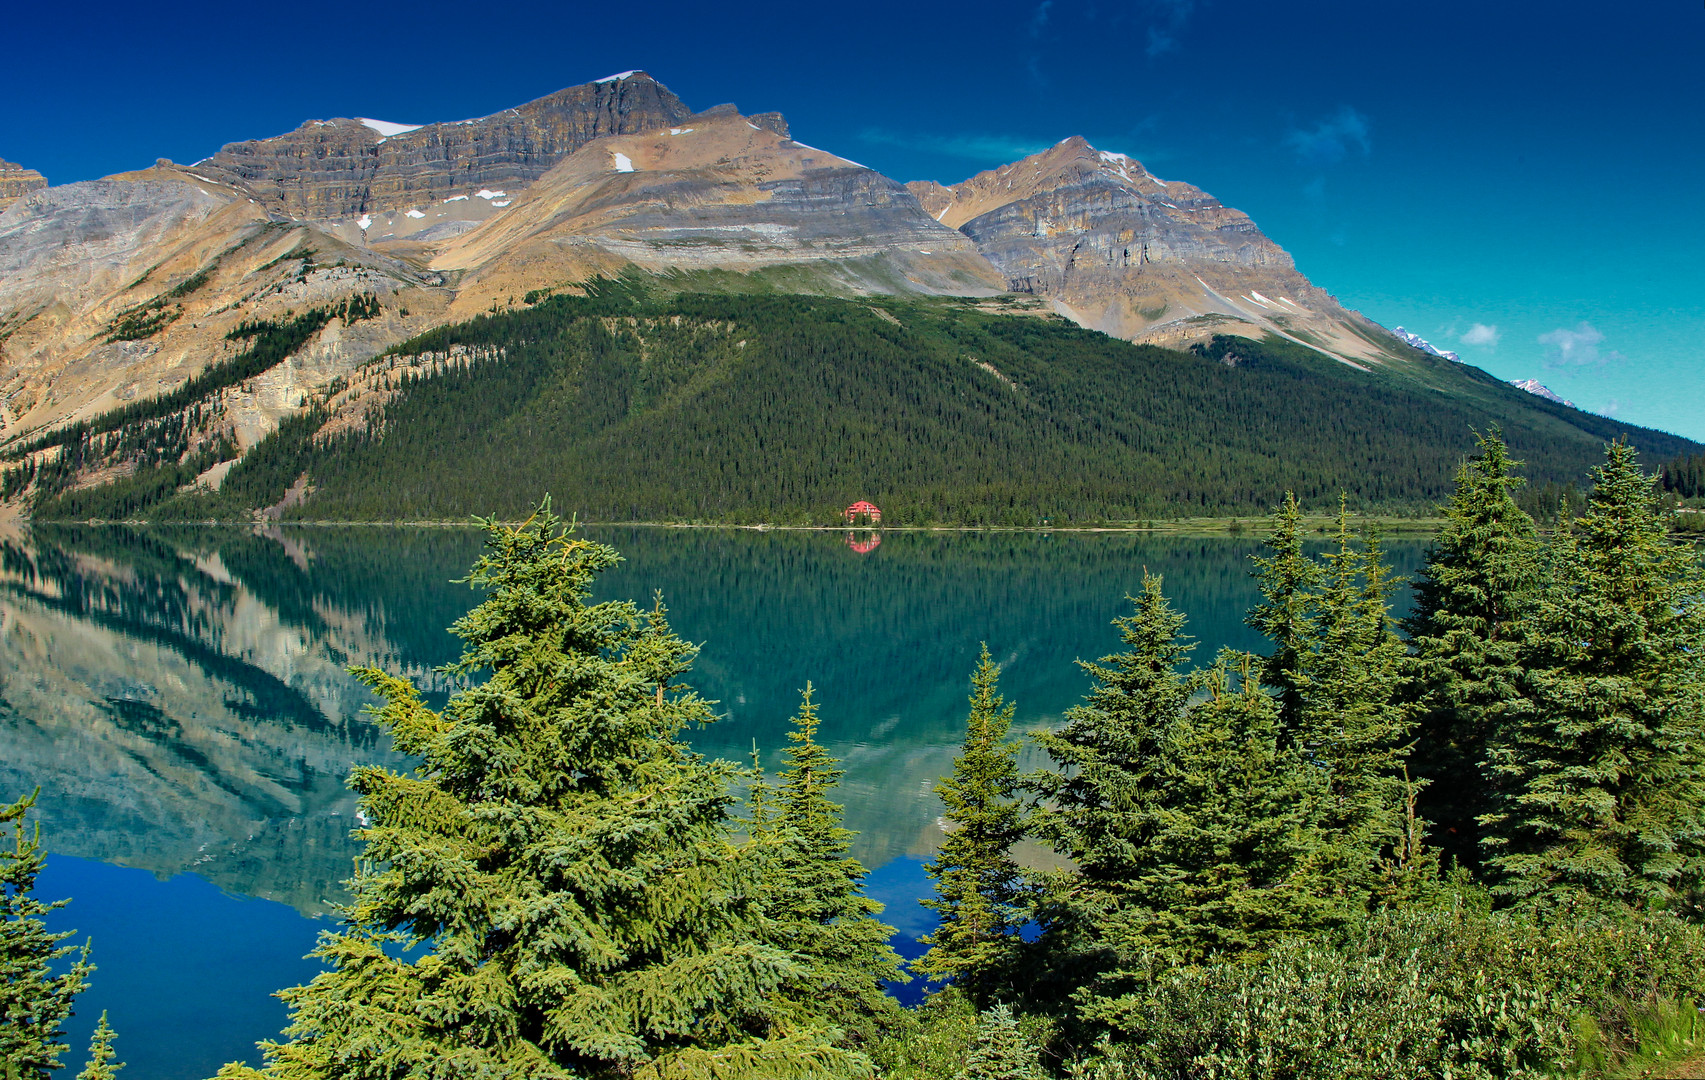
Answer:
(22, 277, 1700, 524)
(7, 433, 1704, 1079)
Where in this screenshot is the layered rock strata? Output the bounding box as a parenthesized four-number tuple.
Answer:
(910, 137, 1398, 363)
(0, 158, 47, 209)
(195, 72, 693, 220)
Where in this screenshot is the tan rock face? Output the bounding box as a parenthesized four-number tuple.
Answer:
(913, 137, 1403, 364)
(0, 158, 48, 210)
(195, 72, 693, 220)
(431, 106, 1002, 314)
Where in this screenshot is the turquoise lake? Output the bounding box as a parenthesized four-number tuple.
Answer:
(0, 523, 1430, 1077)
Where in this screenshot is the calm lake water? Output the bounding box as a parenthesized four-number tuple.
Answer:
(1, 523, 1429, 1078)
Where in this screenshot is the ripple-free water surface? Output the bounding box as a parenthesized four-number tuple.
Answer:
(4, 524, 1427, 1076)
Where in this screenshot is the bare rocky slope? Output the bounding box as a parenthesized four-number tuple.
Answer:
(0, 158, 48, 209)
(0, 71, 1627, 512)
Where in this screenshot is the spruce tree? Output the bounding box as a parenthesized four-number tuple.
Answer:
(1247, 492, 1321, 736)
(1483, 442, 1705, 912)
(1291, 510, 1412, 913)
(1404, 429, 1541, 871)
(750, 685, 906, 1046)
(917, 646, 1026, 1003)
(958, 1004, 1043, 1080)
(227, 506, 863, 1079)
(75, 1012, 122, 1080)
(1026, 574, 1194, 1028)
(1, 790, 92, 1080)
(1124, 650, 1329, 966)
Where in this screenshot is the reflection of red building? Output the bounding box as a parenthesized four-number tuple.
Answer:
(845, 500, 882, 525)
(845, 531, 881, 554)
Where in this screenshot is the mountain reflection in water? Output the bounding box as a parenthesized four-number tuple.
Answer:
(1, 523, 1429, 919)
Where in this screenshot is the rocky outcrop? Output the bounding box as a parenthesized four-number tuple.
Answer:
(194, 72, 693, 220)
(0, 158, 47, 209)
(430, 106, 1002, 313)
(911, 138, 1409, 365)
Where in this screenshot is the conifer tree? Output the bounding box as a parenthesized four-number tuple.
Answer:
(1247, 492, 1320, 737)
(75, 1012, 122, 1080)
(750, 685, 906, 1046)
(1026, 574, 1195, 1027)
(1, 790, 92, 1080)
(1292, 510, 1412, 913)
(917, 646, 1026, 1002)
(227, 506, 864, 1079)
(958, 1004, 1043, 1080)
(1483, 443, 1705, 912)
(1404, 429, 1541, 870)
(1128, 650, 1330, 965)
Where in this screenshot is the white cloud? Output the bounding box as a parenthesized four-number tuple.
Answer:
(1460, 323, 1500, 348)
(1286, 106, 1371, 164)
(1539, 321, 1625, 367)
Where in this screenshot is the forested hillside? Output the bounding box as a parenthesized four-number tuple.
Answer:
(31, 279, 1700, 523)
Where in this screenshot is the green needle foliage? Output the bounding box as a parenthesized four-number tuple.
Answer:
(1245, 493, 1320, 735)
(1292, 508, 1412, 914)
(958, 1004, 1043, 1080)
(1404, 429, 1542, 871)
(750, 686, 907, 1047)
(75, 1012, 122, 1080)
(1, 790, 93, 1080)
(1483, 442, 1705, 914)
(918, 646, 1026, 1003)
(1025, 574, 1197, 1032)
(225, 504, 862, 1079)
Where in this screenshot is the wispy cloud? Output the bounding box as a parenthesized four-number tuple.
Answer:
(1145, 0, 1198, 57)
(1030, 0, 1053, 37)
(1460, 323, 1500, 348)
(1285, 106, 1371, 165)
(858, 128, 1052, 162)
(1540, 322, 1625, 367)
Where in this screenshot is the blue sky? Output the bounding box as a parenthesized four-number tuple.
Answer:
(5, 0, 1701, 440)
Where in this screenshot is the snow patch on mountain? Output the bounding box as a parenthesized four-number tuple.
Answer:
(1510, 379, 1575, 408)
(596, 71, 640, 84)
(1393, 327, 1461, 362)
(359, 119, 424, 138)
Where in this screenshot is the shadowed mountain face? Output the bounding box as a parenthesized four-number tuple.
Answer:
(194, 72, 694, 221)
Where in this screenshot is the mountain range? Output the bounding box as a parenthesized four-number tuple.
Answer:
(0, 71, 1693, 521)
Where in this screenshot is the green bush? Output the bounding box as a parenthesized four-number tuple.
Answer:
(1078, 905, 1705, 1080)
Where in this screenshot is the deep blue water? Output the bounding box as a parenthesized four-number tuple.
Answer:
(4, 524, 1428, 1076)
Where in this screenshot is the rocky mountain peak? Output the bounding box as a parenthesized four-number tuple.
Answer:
(0, 157, 48, 211)
(192, 72, 693, 220)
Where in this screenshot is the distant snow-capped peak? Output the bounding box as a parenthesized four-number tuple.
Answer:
(1510, 379, 1575, 408)
(1392, 326, 1461, 363)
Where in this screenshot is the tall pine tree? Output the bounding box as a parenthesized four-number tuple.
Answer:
(750, 686, 907, 1047)
(1483, 442, 1705, 913)
(917, 646, 1025, 1003)
(1403, 429, 1541, 871)
(1247, 492, 1321, 736)
(1, 790, 93, 1080)
(221, 506, 864, 1079)
(1025, 574, 1195, 1033)
(1290, 510, 1412, 914)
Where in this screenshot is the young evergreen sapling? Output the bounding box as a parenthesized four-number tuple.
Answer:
(0, 790, 92, 1080)
(917, 646, 1026, 1003)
